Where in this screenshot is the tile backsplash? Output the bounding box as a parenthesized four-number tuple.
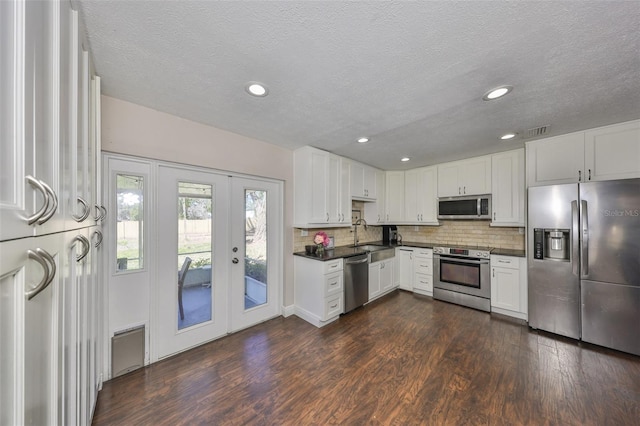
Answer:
(397, 221, 525, 250)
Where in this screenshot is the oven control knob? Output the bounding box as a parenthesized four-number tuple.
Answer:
(476, 252, 481, 257)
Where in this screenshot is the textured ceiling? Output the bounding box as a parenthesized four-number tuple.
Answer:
(78, 1, 640, 170)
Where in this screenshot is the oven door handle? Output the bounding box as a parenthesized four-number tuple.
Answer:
(434, 255, 489, 265)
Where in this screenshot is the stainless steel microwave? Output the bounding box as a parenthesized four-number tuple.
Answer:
(438, 195, 492, 220)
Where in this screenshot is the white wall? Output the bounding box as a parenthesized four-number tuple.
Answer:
(101, 95, 295, 306)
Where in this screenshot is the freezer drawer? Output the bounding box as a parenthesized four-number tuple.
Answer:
(582, 280, 640, 356)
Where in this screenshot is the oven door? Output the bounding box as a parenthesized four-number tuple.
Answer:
(434, 254, 491, 299)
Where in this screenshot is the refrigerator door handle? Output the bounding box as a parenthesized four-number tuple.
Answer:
(571, 200, 579, 276)
(581, 200, 589, 277)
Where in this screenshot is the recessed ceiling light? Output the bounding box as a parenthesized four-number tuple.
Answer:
(483, 85, 513, 101)
(401, 157, 410, 162)
(357, 137, 369, 143)
(500, 133, 517, 140)
(245, 82, 268, 97)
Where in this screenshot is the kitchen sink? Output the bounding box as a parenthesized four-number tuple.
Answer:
(351, 244, 388, 252)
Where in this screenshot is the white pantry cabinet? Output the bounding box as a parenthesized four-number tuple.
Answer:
(490, 255, 527, 320)
(385, 171, 405, 222)
(526, 120, 640, 186)
(491, 149, 525, 226)
(294, 257, 344, 327)
(294, 146, 350, 227)
(404, 166, 438, 224)
(0, 1, 104, 424)
(438, 155, 491, 197)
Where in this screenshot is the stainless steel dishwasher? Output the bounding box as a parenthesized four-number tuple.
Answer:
(343, 254, 369, 313)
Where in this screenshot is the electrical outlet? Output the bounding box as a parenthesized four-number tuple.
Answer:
(300, 229, 308, 237)
(518, 227, 525, 234)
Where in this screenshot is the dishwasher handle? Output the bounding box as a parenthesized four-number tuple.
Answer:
(345, 257, 369, 265)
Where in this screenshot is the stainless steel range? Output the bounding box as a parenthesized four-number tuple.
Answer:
(433, 246, 491, 312)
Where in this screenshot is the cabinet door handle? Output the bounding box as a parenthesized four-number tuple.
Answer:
(458, 187, 461, 195)
(578, 170, 582, 182)
(72, 197, 90, 222)
(26, 248, 56, 300)
(100, 205, 107, 221)
(463, 186, 466, 194)
(492, 268, 495, 278)
(72, 234, 90, 262)
(493, 212, 496, 221)
(94, 204, 103, 221)
(326, 213, 330, 222)
(93, 229, 103, 248)
(588, 169, 591, 181)
(25, 176, 49, 225)
(37, 180, 58, 225)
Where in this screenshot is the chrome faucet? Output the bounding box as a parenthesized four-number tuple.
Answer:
(353, 218, 367, 246)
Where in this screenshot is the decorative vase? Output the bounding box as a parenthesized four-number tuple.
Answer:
(316, 244, 325, 256)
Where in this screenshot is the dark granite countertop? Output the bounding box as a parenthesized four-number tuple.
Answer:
(491, 248, 526, 257)
(294, 240, 526, 260)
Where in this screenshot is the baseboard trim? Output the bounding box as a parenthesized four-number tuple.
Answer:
(281, 304, 295, 317)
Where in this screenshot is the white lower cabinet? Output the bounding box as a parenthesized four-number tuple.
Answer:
(397, 248, 414, 290)
(294, 257, 344, 327)
(490, 255, 527, 320)
(412, 248, 433, 296)
(368, 258, 395, 301)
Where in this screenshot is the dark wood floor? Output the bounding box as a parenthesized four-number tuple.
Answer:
(92, 291, 640, 425)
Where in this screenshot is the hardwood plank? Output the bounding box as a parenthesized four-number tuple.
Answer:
(92, 291, 640, 425)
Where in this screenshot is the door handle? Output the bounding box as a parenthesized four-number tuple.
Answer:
(25, 175, 49, 225)
(93, 229, 103, 248)
(581, 200, 589, 277)
(72, 197, 90, 222)
(37, 180, 58, 225)
(232, 258, 239, 264)
(72, 234, 90, 262)
(571, 200, 579, 276)
(25, 248, 56, 300)
(100, 205, 107, 221)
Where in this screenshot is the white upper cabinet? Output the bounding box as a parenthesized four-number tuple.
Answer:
(405, 166, 438, 224)
(437, 155, 491, 197)
(363, 170, 386, 224)
(526, 131, 585, 186)
(384, 171, 405, 223)
(350, 161, 378, 200)
(294, 146, 350, 227)
(584, 120, 640, 182)
(526, 119, 640, 187)
(491, 149, 525, 226)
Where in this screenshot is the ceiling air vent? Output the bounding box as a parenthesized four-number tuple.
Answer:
(523, 125, 550, 139)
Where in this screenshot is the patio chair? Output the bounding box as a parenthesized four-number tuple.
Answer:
(178, 257, 192, 320)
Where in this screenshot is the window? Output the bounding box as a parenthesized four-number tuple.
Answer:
(116, 174, 144, 271)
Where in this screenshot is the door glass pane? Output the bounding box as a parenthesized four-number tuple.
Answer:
(177, 182, 212, 330)
(245, 189, 267, 309)
(116, 174, 143, 271)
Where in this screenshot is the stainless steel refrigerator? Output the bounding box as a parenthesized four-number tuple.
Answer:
(528, 178, 640, 356)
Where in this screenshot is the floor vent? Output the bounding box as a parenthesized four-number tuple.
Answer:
(523, 125, 550, 138)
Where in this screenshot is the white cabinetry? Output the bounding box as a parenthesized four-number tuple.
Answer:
(0, 1, 103, 423)
(526, 120, 640, 186)
(491, 149, 525, 226)
(438, 156, 491, 197)
(397, 248, 414, 290)
(369, 257, 395, 301)
(351, 162, 378, 200)
(364, 170, 386, 224)
(405, 166, 438, 224)
(490, 255, 527, 320)
(294, 146, 350, 227)
(412, 248, 433, 296)
(294, 257, 344, 327)
(385, 171, 405, 222)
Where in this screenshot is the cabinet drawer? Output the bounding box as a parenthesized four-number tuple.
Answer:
(413, 273, 433, 292)
(324, 258, 343, 273)
(414, 248, 433, 258)
(324, 271, 343, 297)
(491, 255, 519, 270)
(324, 295, 343, 319)
(414, 259, 432, 275)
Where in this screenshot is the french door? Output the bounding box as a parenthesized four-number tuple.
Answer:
(156, 166, 281, 358)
